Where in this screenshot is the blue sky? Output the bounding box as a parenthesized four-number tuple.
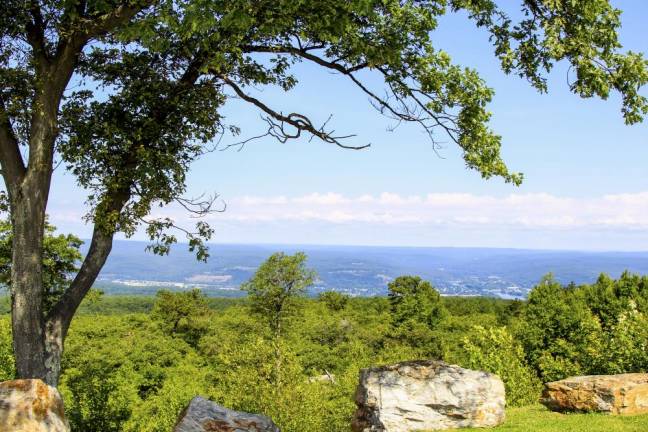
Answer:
(49, 1, 648, 251)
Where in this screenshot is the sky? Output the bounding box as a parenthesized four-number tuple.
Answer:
(48, 1, 648, 251)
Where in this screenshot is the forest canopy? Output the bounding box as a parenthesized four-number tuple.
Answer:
(1, 267, 646, 431)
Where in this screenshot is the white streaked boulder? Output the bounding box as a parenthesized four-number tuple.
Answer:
(352, 360, 505, 431)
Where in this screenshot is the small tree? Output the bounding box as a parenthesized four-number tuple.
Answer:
(318, 291, 349, 312)
(514, 274, 605, 381)
(242, 252, 315, 388)
(388, 275, 445, 330)
(387, 275, 446, 354)
(242, 252, 315, 338)
(461, 326, 542, 407)
(151, 289, 210, 347)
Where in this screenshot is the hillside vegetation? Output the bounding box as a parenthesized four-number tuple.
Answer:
(0, 270, 647, 431)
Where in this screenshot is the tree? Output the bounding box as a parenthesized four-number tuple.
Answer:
(1, 0, 647, 385)
(242, 251, 315, 389)
(514, 274, 604, 381)
(582, 272, 648, 330)
(242, 252, 315, 338)
(460, 326, 542, 407)
(151, 289, 211, 347)
(387, 275, 445, 354)
(388, 275, 445, 330)
(514, 273, 648, 381)
(318, 291, 349, 312)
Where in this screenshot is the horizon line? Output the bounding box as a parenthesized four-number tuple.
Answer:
(98, 238, 648, 255)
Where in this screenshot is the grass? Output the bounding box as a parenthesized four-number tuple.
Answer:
(488, 405, 648, 431)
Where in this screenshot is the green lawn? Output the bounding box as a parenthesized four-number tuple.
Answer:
(488, 405, 648, 432)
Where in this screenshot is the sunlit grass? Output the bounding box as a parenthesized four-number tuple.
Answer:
(488, 405, 648, 432)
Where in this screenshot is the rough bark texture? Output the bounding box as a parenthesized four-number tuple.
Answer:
(4, 31, 80, 385)
(0, 0, 150, 387)
(44, 226, 118, 386)
(10, 172, 49, 383)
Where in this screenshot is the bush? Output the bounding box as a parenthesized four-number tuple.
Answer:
(460, 326, 542, 407)
(0, 317, 14, 381)
(318, 291, 350, 312)
(151, 289, 211, 347)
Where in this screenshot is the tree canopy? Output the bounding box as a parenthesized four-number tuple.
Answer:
(242, 252, 315, 336)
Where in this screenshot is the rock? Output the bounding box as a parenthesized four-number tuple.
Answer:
(174, 396, 280, 432)
(351, 360, 505, 431)
(541, 373, 648, 415)
(0, 379, 70, 432)
(308, 372, 336, 384)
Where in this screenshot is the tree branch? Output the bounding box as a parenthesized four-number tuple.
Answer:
(220, 75, 369, 150)
(0, 97, 26, 192)
(76, 0, 155, 42)
(175, 193, 226, 218)
(242, 44, 369, 74)
(48, 46, 214, 329)
(25, 1, 50, 66)
(242, 44, 457, 148)
(47, 187, 131, 334)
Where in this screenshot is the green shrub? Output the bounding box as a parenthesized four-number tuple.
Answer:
(460, 326, 542, 407)
(0, 317, 15, 381)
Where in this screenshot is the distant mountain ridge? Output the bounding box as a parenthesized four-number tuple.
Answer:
(91, 241, 648, 299)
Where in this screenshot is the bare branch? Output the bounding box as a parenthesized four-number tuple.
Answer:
(242, 43, 459, 149)
(219, 75, 369, 150)
(176, 193, 226, 218)
(243, 44, 369, 74)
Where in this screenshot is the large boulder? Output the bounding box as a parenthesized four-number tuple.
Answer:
(541, 373, 648, 415)
(0, 379, 70, 432)
(174, 396, 280, 432)
(351, 360, 505, 432)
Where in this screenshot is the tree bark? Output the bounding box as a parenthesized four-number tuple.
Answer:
(8, 71, 62, 382)
(10, 187, 48, 381)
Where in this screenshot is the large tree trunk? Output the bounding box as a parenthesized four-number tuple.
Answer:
(9, 65, 71, 384)
(10, 181, 48, 382)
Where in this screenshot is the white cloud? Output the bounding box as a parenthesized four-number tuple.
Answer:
(212, 191, 648, 230)
(291, 192, 349, 205)
(47, 190, 648, 250)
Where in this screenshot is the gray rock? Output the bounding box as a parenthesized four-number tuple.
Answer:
(173, 396, 280, 432)
(0, 379, 70, 432)
(351, 360, 505, 431)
